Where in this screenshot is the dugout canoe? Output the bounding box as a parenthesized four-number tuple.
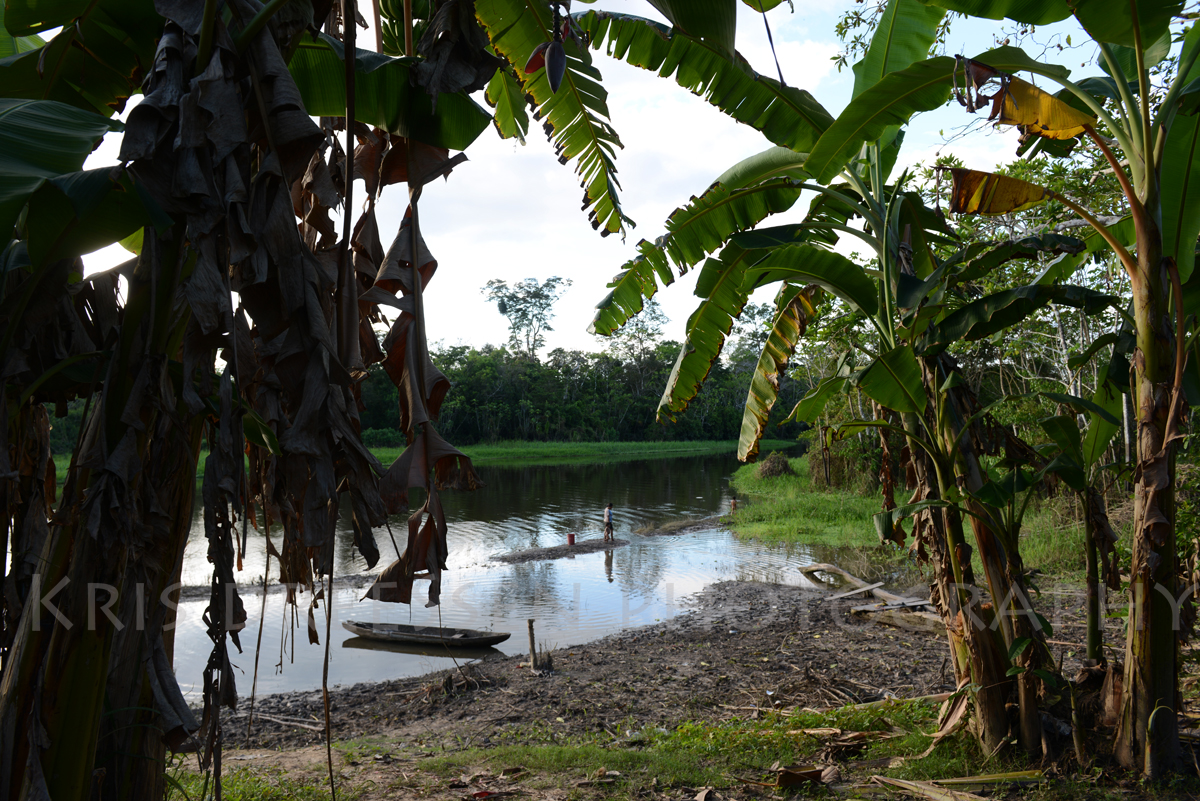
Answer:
(341, 620, 511, 648)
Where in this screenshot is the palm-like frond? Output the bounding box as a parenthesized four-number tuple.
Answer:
(578, 11, 833, 154)
(476, 0, 631, 236)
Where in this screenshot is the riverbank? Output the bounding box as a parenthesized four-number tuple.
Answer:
(173, 576, 1169, 801)
(52, 439, 799, 485)
(728, 455, 1103, 581)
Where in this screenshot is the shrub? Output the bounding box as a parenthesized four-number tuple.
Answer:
(361, 428, 406, 448)
(805, 433, 880, 496)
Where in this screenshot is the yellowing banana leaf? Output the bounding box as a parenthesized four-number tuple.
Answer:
(738, 284, 821, 462)
(578, 11, 834, 155)
(947, 168, 1050, 215)
(996, 77, 1095, 140)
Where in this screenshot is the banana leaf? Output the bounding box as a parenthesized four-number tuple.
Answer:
(485, 66, 529, 144)
(804, 47, 1069, 183)
(0, 99, 122, 249)
(736, 228, 878, 315)
(1159, 24, 1200, 283)
(289, 33, 491, 152)
(578, 11, 834, 155)
(856, 344, 926, 414)
(738, 283, 821, 461)
(658, 237, 772, 421)
(477, 0, 631, 236)
(851, 0, 945, 98)
(918, 284, 1119, 355)
(588, 246, 675, 336)
(645, 0, 737, 58)
(0, 5, 44, 57)
(0, 0, 161, 116)
(947, 168, 1050, 215)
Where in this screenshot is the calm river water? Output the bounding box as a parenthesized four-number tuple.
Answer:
(170, 450, 824, 698)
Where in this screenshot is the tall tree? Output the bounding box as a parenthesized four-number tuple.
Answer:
(482, 276, 572, 356)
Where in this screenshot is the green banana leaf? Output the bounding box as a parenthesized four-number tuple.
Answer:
(787, 354, 854, 423)
(949, 232, 1087, 285)
(918, 284, 1119, 355)
(851, 0, 945, 98)
(1101, 29, 1172, 81)
(0, 4, 45, 57)
(804, 47, 1069, 183)
(1034, 216, 1135, 284)
(740, 0, 790, 9)
(578, 11, 834, 155)
(588, 245, 675, 336)
(738, 283, 821, 461)
(1159, 24, 1200, 283)
(289, 33, 491, 152)
(736, 228, 878, 315)
(917, 0, 1071, 26)
(485, 67, 530, 144)
(1082, 363, 1124, 468)
(857, 344, 927, 415)
(0, 0, 161, 116)
(0, 99, 122, 250)
(476, 0, 631, 236)
(589, 149, 821, 337)
(925, 0, 1180, 48)
(645, 0, 737, 59)
(657, 239, 764, 421)
(1040, 414, 1083, 462)
(22, 167, 165, 269)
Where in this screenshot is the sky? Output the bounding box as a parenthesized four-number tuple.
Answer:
(78, 1, 1100, 356)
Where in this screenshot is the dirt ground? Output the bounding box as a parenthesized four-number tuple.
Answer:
(193, 566, 1176, 800)
(224, 579, 957, 755)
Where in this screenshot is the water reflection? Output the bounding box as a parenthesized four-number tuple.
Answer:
(171, 450, 867, 698)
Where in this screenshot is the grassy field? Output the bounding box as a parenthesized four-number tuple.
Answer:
(51, 439, 798, 485)
(728, 454, 1104, 580)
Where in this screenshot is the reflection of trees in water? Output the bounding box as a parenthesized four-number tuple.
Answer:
(481, 560, 572, 617)
(182, 452, 750, 588)
(612, 542, 668, 598)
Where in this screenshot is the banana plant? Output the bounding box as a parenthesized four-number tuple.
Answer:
(572, 0, 1118, 754)
(896, 0, 1200, 771)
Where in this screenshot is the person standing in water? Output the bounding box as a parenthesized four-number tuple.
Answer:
(603, 502, 614, 542)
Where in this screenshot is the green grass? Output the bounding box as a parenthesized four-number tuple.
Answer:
(728, 456, 1110, 581)
(728, 458, 880, 548)
(167, 765, 363, 801)
(51, 440, 798, 485)
(377, 439, 798, 467)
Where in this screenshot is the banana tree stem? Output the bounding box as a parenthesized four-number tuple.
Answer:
(1084, 126, 1145, 223)
(234, 0, 294, 53)
(196, 0, 219, 73)
(404, 0, 413, 56)
(1048, 191, 1137, 281)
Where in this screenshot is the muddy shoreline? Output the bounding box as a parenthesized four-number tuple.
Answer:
(224, 578, 963, 751)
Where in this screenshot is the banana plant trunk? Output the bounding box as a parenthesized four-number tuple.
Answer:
(1116, 215, 1180, 775)
(931, 357, 1041, 757)
(92, 412, 204, 801)
(1084, 489, 1102, 663)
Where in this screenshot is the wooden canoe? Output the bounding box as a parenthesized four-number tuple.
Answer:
(341, 620, 511, 648)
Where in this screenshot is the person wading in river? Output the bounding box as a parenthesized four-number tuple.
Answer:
(603, 502, 614, 542)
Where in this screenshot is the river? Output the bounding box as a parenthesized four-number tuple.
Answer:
(170, 449, 825, 698)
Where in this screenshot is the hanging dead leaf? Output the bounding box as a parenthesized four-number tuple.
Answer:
(993, 77, 1095, 140)
(947, 168, 1050, 216)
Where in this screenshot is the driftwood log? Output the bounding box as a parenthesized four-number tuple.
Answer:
(800, 563, 944, 635)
